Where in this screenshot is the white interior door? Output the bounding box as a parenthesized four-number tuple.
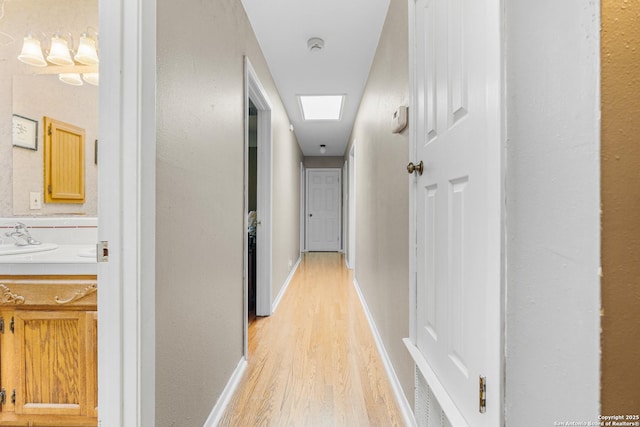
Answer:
(306, 169, 341, 252)
(410, 0, 502, 424)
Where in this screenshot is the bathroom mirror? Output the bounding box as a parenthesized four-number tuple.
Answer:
(11, 74, 98, 216)
(0, 0, 98, 218)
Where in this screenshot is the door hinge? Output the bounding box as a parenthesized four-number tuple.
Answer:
(0, 317, 3, 334)
(479, 376, 487, 413)
(0, 388, 5, 405)
(11, 389, 15, 405)
(97, 241, 109, 263)
(48, 123, 52, 136)
(9, 316, 14, 334)
(47, 184, 52, 194)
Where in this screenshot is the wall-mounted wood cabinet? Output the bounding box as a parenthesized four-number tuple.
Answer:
(44, 117, 86, 204)
(0, 276, 97, 426)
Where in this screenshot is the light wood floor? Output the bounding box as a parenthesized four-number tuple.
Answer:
(219, 252, 405, 426)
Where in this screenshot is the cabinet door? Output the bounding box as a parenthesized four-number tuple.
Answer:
(44, 116, 86, 204)
(13, 311, 89, 416)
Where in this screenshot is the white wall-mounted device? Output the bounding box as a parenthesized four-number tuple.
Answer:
(392, 105, 408, 133)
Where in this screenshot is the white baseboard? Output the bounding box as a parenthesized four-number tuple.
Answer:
(202, 357, 248, 427)
(272, 255, 301, 313)
(352, 278, 417, 427)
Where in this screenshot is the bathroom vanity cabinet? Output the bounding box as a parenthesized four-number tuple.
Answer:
(0, 276, 97, 427)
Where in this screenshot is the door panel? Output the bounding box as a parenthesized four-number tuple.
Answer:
(413, 0, 501, 424)
(306, 169, 341, 251)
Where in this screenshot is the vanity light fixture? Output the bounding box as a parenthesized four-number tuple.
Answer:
(17, 33, 47, 67)
(82, 73, 99, 86)
(59, 73, 83, 86)
(17, 28, 99, 86)
(74, 29, 99, 65)
(46, 33, 74, 66)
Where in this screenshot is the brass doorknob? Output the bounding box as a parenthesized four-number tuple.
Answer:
(407, 161, 424, 176)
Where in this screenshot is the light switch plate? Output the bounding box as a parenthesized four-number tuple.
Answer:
(392, 105, 408, 133)
(29, 192, 42, 210)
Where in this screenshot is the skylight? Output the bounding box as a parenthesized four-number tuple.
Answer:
(298, 95, 344, 121)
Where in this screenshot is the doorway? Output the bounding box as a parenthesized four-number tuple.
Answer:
(243, 57, 273, 358)
(247, 100, 258, 321)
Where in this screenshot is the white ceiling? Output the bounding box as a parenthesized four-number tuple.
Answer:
(241, 0, 390, 157)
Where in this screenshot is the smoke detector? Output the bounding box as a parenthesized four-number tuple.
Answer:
(307, 37, 324, 52)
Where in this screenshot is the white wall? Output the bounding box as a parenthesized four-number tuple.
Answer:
(156, 0, 302, 424)
(505, 0, 600, 423)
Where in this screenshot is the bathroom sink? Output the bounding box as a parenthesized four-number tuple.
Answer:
(0, 243, 58, 256)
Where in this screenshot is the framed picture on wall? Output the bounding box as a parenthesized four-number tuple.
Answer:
(12, 114, 38, 150)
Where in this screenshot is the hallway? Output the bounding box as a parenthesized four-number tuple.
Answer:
(219, 252, 404, 426)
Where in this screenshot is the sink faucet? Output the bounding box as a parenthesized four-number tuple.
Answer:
(4, 222, 41, 246)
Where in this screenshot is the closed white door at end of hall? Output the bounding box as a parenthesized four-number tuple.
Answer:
(306, 169, 341, 252)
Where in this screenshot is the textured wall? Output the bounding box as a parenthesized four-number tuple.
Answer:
(505, 0, 600, 422)
(601, 0, 640, 414)
(304, 156, 344, 168)
(156, 0, 302, 424)
(0, 0, 98, 217)
(345, 0, 414, 407)
(12, 75, 97, 216)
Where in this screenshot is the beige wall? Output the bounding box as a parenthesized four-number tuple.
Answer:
(345, 0, 414, 406)
(601, 0, 640, 413)
(0, 0, 98, 217)
(304, 156, 344, 168)
(156, 0, 302, 424)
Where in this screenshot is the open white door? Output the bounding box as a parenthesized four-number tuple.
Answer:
(407, 0, 503, 425)
(98, 0, 156, 424)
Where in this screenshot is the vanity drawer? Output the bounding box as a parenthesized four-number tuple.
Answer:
(0, 276, 97, 309)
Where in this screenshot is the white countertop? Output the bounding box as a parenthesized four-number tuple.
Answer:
(0, 244, 97, 275)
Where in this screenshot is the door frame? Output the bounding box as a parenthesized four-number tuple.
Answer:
(347, 144, 356, 269)
(305, 168, 342, 252)
(342, 160, 348, 253)
(406, 0, 505, 424)
(300, 162, 306, 252)
(98, 0, 156, 424)
(244, 57, 273, 327)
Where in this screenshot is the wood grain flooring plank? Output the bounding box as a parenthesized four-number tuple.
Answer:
(220, 252, 404, 426)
